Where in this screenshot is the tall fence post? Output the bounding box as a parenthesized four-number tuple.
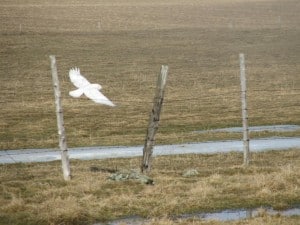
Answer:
(50, 55, 71, 181)
(239, 53, 250, 166)
(141, 65, 168, 173)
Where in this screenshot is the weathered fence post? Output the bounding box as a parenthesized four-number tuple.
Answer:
(141, 65, 169, 173)
(239, 53, 250, 166)
(50, 55, 71, 180)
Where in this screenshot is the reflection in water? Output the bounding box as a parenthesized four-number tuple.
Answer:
(180, 207, 300, 221)
(95, 207, 300, 225)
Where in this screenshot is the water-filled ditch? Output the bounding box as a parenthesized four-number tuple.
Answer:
(95, 207, 300, 225)
(194, 124, 300, 133)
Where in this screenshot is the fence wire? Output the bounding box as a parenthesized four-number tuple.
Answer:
(1, 84, 299, 149)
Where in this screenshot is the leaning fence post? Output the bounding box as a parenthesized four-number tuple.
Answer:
(50, 55, 71, 180)
(141, 65, 168, 173)
(239, 53, 250, 166)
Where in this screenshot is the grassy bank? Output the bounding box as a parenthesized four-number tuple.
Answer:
(0, 149, 299, 224)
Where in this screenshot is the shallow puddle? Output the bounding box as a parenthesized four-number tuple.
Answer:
(195, 125, 300, 133)
(178, 207, 300, 221)
(95, 207, 300, 225)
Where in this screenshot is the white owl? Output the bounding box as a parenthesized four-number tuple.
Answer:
(69, 68, 115, 107)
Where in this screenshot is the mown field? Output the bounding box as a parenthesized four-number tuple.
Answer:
(0, 0, 299, 150)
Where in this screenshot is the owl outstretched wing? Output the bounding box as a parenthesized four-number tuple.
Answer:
(69, 67, 91, 88)
(84, 88, 116, 107)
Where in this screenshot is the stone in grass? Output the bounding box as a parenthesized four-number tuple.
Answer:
(183, 169, 199, 177)
(108, 170, 154, 185)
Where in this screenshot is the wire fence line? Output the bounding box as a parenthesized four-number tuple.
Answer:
(0, 76, 299, 150)
(1, 88, 299, 105)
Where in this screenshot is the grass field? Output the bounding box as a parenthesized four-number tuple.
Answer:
(0, 150, 300, 225)
(0, 0, 299, 150)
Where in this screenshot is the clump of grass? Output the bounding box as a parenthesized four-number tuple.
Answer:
(0, 149, 299, 225)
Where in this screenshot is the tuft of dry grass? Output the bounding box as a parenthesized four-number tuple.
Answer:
(0, 149, 299, 224)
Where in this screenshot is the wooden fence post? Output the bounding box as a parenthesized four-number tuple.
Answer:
(141, 65, 169, 173)
(50, 55, 71, 181)
(239, 53, 250, 166)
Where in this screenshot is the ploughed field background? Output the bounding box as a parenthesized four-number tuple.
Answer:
(0, 0, 299, 150)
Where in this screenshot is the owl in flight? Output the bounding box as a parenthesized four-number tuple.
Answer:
(69, 68, 115, 107)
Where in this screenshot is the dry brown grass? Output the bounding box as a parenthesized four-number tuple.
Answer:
(0, 0, 299, 150)
(0, 149, 300, 224)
